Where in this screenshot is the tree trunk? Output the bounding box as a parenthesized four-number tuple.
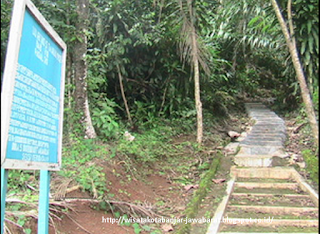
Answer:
(271, 0, 318, 147)
(116, 64, 132, 125)
(74, 0, 97, 139)
(191, 27, 203, 145)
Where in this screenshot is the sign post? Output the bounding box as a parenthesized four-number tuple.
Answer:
(38, 170, 51, 233)
(1, 0, 66, 233)
(1, 169, 8, 234)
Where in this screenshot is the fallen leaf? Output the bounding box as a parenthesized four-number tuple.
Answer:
(212, 179, 226, 184)
(162, 224, 173, 232)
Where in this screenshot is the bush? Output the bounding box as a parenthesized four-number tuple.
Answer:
(302, 149, 319, 184)
(116, 125, 175, 163)
(91, 98, 121, 139)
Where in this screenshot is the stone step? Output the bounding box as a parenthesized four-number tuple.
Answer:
(244, 136, 285, 142)
(252, 123, 285, 126)
(234, 182, 299, 190)
(237, 146, 285, 155)
(207, 103, 318, 234)
(248, 130, 286, 135)
(249, 112, 278, 116)
(250, 114, 279, 119)
(248, 109, 276, 113)
(229, 193, 316, 207)
(240, 140, 283, 146)
(221, 218, 318, 227)
(228, 205, 318, 215)
(231, 193, 310, 199)
(245, 102, 267, 108)
(250, 126, 286, 131)
(245, 134, 286, 139)
(234, 155, 273, 167)
(255, 118, 284, 121)
(252, 120, 285, 127)
(219, 233, 319, 234)
(254, 122, 285, 126)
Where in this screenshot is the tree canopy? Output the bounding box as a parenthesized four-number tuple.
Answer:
(1, 0, 318, 144)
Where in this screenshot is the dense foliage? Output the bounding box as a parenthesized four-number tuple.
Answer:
(1, 0, 318, 138)
(1, 1, 318, 232)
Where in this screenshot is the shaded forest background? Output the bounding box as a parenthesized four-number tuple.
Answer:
(1, 1, 319, 233)
(1, 0, 318, 143)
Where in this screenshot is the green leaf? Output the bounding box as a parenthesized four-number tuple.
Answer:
(307, 21, 312, 34)
(248, 16, 260, 26)
(17, 217, 25, 226)
(114, 211, 121, 218)
(312, 31, 319, 53)
(113, 23, 118, 34)
(305, 51, 311, 65)
(308, 36, 314, 54)
(262, 25, 270, 33)
(300, 41, 307, 54)
(133, 223, 142, 234)
(143, 225, 152, 231)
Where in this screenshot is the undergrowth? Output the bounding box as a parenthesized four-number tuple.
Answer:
(302, 149, 319, 184)
(290, 106, 319, 186)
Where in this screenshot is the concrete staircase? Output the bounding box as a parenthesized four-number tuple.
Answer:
(235, 103, 288, 167)
(206, 103, 319, 234)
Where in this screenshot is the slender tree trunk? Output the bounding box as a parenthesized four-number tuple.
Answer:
(74, 0, 97, 139)
(177, 0, 205, 144)
(116, 64, 132, 125)
(191, 26, 203, 145)
(271, 0, 318, 147)
(66, 53, 73, 134)
(159, 75, 171, 115)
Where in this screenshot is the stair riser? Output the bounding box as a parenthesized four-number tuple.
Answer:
(222, 218, 318, 227)
(228, 205, 318, 215)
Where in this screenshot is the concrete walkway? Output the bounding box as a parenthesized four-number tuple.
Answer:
(206, 103, 319, 234)
(235, 103, 288, 167)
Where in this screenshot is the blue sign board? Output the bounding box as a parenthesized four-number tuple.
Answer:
(1, 0, 66, 170)
(1, 1, 67, 233)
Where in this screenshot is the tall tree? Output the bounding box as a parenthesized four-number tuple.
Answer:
(176, 0, 210, 144)
(271, 0, 318, 146)
(74, 0, 97, 139)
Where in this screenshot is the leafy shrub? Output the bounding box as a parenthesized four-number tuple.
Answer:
(131, 101, 159, 129)
(116, 122, 179, 163)
(92, 98, 121, 139)
(302, 149, 319, 184)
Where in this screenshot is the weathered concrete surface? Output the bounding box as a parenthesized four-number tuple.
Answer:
(206, 102, 319, 234)
(206, 166, 319, 234)
(234, 103, 288, 167)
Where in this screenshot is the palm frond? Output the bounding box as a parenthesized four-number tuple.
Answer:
(174, 0, 210, 76)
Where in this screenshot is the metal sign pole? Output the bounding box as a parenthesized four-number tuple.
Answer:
(1, 168, 8, 234)
(38, 170, 51, 234)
